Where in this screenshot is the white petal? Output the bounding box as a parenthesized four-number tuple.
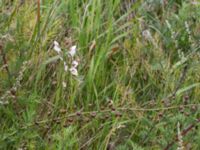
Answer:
(54, 41, 59, 46)
(64, 65, 68, 72)
(64, 62, 68, 72)
(69, 67, 78, 76)
(62, 82, 67, 88)
(53, 41, 61, 53)
(54, 45, 61, 53)
(70, 45, 77, 51)
(142, 29, 152, 40)
(72, 60, 79, 68)
(68, 45, 77, 57)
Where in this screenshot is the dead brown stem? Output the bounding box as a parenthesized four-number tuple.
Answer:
(0, 43, 10, 76)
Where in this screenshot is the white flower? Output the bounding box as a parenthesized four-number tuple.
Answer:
(72, 60, 79, 68)
(64, 62, 68, 72)
(53, 41, 61, 53)
(69, 67, 78, 76)
(62, 82, 67, 88)
(142, 30, 152, 40)
(68, 45, 77, 57)
(191, 1, 200, 5)
(54, 41, 59, 46)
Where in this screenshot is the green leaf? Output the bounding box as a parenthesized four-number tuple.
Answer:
(176, 83, 200, 96)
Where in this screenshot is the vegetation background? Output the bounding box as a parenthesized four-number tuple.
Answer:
(0, 0, 200, 149)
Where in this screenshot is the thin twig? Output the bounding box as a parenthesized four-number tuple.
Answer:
(20, 104, 200, 129)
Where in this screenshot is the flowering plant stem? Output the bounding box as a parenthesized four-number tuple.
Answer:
(37, 0, 41, 52)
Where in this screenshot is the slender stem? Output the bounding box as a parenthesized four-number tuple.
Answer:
(37, 0, 40, 27)
(37, 0, 41, 55)
(21, 103, 200, 128)
(37, 0, 40, 39)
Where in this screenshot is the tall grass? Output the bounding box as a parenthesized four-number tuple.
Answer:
(0, 0, 200, 149)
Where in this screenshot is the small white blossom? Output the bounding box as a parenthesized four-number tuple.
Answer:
(64, 62, 68, 72)
(62, 82, 67, 88)
(142, 29, 152, 40)
(69, 67, 78, 76)
(54, 41, 59, 46)
(53, 41, 61, 53)
(72, 60, 79, 68)
(53, 40, 79, 76)
(68, 45, 77, 57)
